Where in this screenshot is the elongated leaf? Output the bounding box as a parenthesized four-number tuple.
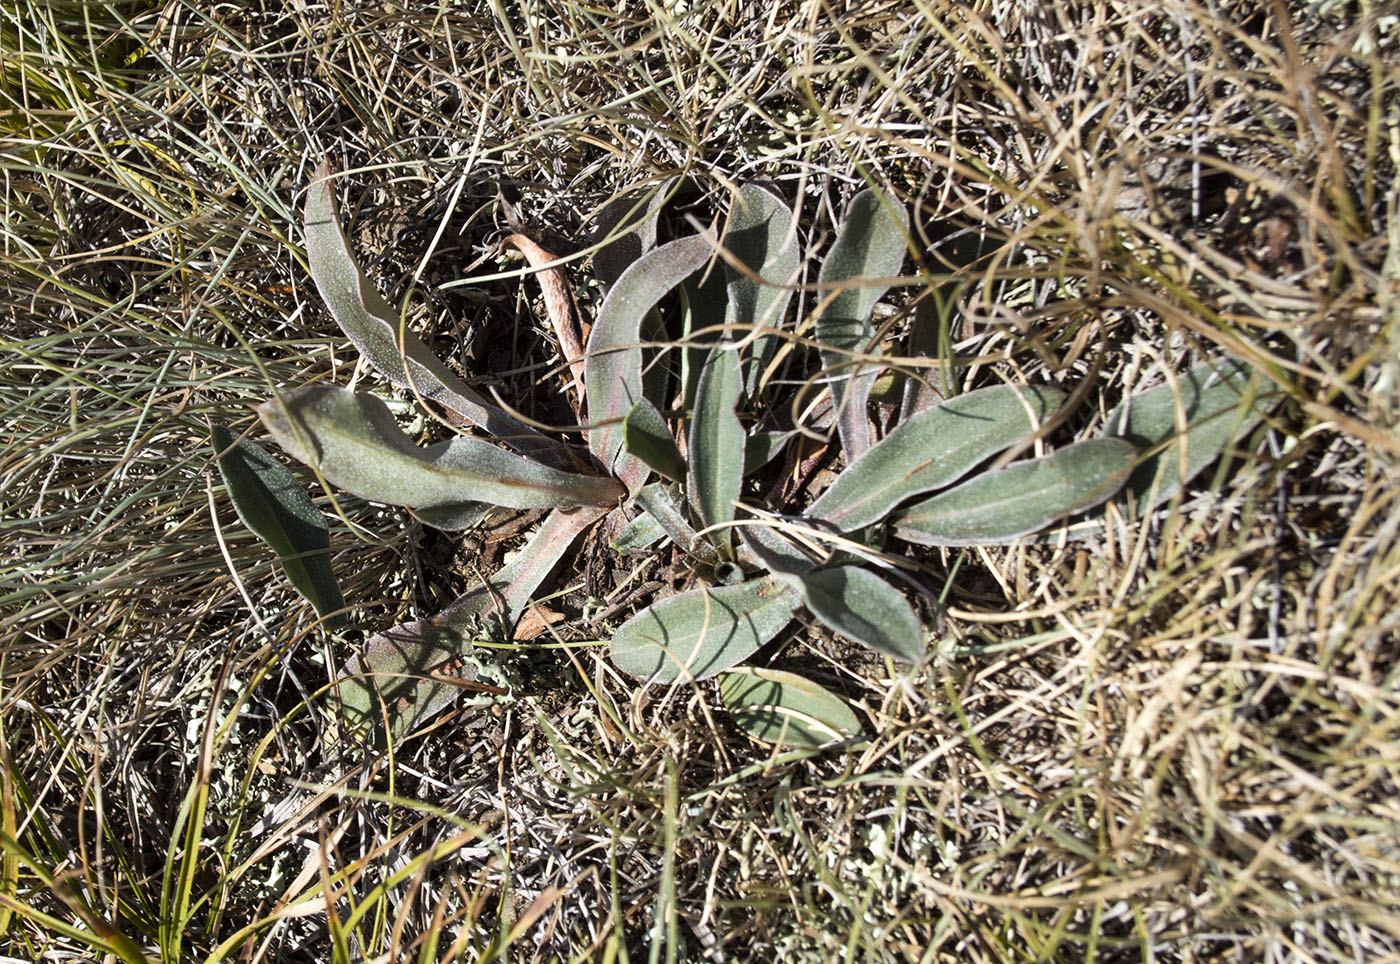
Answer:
(744, 429, 794, 475)
(256, 385, 622, 511)
(610, 578, 800, 682)
(304, 160, 551, 451)
(719, 668, 863, 747)
(611, 510, 666, 552)
(212, 424, 346, 628)
(687, 348, 745, 547)
(724, 184, 799, 397)
(817, 189, 909, 458)
(587, 234, 713, 487)
(895, 439, 1138, 546)
(634, 482, 716, 564)
(338, 504, 606, 738)
(678, 258, 730, 412)
(1103, 358, 1276, 514)
(738, 522, 818, 575)
(623, 398, 685, 483)
(407, 503, 492, 532)
(590, 179, 674, 289)
(809, 384, 1064, 531)
(786, 566, 923, 662)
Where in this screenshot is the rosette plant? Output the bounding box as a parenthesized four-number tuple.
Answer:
(215, 162, 1277, 747)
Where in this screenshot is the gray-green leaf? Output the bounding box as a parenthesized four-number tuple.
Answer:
(256, 385, 622, 511)
(590, 179, 674, 289)
(1103, 358, 1276, 514)
(808, 384, 1064, 531)
(338, 504, 606, 739)
(610, 578, 800, 683)
(304, 160, 549, 451)
(687, 348, 745, 549)
(817, 189, 909, 458)
(587, 234, 713, 487)
(724, 183, 799, 398)
(212, 424, 346, 628)
(719, 668, 863, 747)
(611, 510, 666, 552)
(895, 438, 1138, 546)
(785, 565, 924, 662)
(635, 482, 717, 563)
(623, 398, 685, 484)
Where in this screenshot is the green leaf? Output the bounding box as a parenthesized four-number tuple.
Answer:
(304, 160, 550, 451)
(743, 429, 794, 475)
(895, 438, 1138, 546)
(407, 503, 492, 532)
(786, 565, 924, 662)
(687, 348, 745, 549)
(212, 424, 346, 628)
(634, 482, 717, 564)
(738, 522, 818, 575)
(256, 385, 622, 511)
(610, 577, 800, 682)
(723, 184, 799, 398)
(808, 384, 1064, 531)
(816, 189, 909, 458)
(338, 504, 606, 739)
(719, 668, 863, 747)
(1103, 358, 1277, 514)
(590, 179, 674, 289)
(586, 234, 713, 488)
(611, 510, 666, 552)
(623, 398, 685, 483)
